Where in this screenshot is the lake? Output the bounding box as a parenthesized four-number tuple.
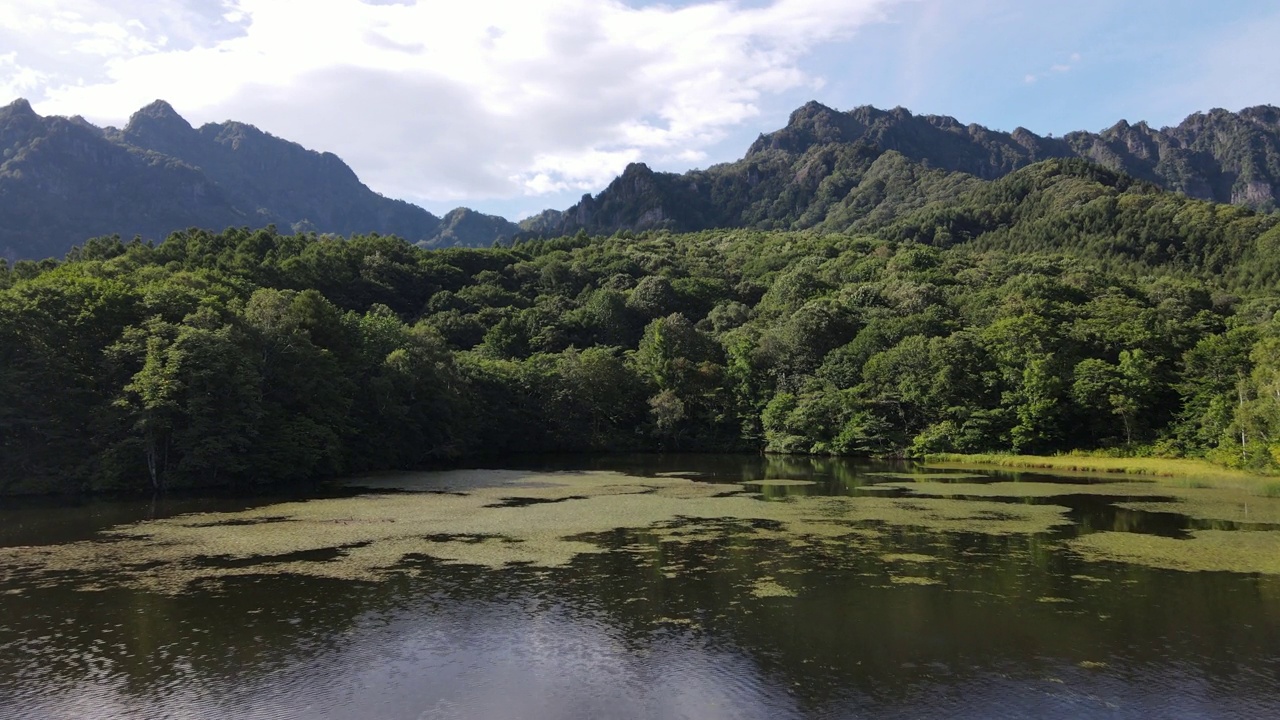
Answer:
(2, 454, 1279, 719)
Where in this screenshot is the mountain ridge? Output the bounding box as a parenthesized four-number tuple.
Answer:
(5, 97, 1280, 261)
(0, 99, 519, 261)
(519, 100, 1280, 239)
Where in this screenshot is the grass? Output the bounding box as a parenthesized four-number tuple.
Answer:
(924, 453, 1274, 490)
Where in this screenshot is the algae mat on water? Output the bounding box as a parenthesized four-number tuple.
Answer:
(888, 479, 1280, 525)
(0, 471, 1072, 594)
(1069, 530, 1280, 575)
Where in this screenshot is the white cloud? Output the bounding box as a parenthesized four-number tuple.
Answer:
(0, 52, 48, 99)
(2, 0, 903, 208)
(1023, 51, 1081, 85)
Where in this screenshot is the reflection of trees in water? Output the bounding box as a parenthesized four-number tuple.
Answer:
(4, 461, 1280, 713)
(554, 519, 1280, 707)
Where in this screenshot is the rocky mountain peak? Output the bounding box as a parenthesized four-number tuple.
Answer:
(129, 100, 188, 125)
(791, 100, 839, 122)
(1, 98, 47, 150)
(124, 99, 196, 144)
(620, 162, 654, 178)
(748, 101, 866, 156)
(1105, 119, 1132, 136)
(1, 98, 38, 119)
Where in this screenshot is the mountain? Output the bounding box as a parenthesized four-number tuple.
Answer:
(418, 207, 519, 249)
(7, 97, 1280, 261)
(520, 101, 1280, 238)
(115, 100, 443, 241)
(1, 99, 510, 261)
(1, 98, 247, 260)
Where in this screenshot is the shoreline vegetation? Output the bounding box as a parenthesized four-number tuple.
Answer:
(924, 452, 1280, 491)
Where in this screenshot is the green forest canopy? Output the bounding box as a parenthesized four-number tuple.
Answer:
(3, 159, 1280, 495)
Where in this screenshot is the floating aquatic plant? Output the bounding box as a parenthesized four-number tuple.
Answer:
(0, 470, 1073, 594)
(1068, 530, 1280, 574)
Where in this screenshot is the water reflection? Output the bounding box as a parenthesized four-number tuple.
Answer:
(2, 455, 1280, 719)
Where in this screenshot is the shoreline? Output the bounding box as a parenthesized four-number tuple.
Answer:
(923, 453, 1278, 491)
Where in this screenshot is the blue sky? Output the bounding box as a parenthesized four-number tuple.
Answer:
(3, 0, 1278, 221)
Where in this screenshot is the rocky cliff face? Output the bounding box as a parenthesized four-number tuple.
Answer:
(755, 101, 1280, 210)
(517, 101, 1280, 240)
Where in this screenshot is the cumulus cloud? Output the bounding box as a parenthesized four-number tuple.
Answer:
(2, 0, 903, 207)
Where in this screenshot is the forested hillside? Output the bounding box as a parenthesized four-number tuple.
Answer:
(4, 157, 1280, 494)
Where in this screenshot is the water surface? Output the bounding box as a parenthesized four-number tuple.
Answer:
(2, 455, 1279, 719)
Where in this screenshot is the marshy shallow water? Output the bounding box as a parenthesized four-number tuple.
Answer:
(2, 454, 1279, 719)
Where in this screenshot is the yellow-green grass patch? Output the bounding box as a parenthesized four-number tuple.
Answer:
(883, 480, 1167, 499)
(925, 454, 1271, 490)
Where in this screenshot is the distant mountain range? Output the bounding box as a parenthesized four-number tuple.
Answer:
(4, 97, 1280, 261)
(0, 98, 518, 260)
(521, 101, 1280, 237)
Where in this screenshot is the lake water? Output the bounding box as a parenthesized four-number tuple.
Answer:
(2, 454, 1279, 719)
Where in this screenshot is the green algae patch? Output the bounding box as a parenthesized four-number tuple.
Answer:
(740, 479, 817, 487)
(889, 575, 941, 586)
(750, 578, 796, 598)
(0, 470, 1072, 594)
(1068, 530, 1280, 574)
(886, 476, 1280, 525)
(881, 553, 937, 564)
(1112, 489, 1280, 525)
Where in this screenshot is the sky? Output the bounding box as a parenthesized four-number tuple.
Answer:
(3, 0, 1279, 221)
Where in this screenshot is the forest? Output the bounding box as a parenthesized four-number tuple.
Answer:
(3, 160, 1280, 495)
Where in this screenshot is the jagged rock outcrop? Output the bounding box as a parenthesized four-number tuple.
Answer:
(518, 101, 1280, 240)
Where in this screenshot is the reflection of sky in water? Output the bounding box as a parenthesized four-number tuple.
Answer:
(5, 457, 1280, 720)
(10, 598, 802, 720)
(13, 591, 1280, 720)
(325, 603, 798, 720)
